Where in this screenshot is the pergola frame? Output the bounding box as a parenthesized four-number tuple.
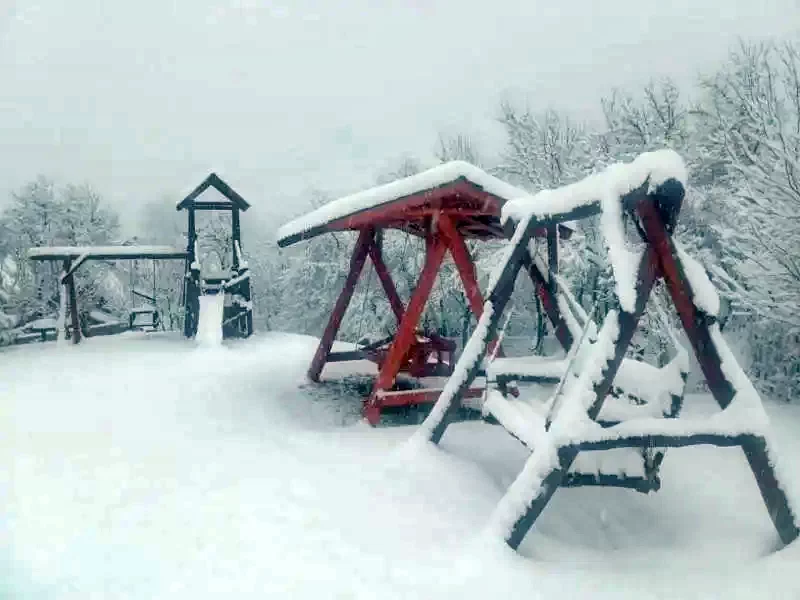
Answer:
(278, 165, 573, 425)
(415, 176, 799, 550)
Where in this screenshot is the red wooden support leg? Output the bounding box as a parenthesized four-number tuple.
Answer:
(438, 215, 504, 356)
(308, 228, 373, 382)
(367, 238, 405, 324)
(366, 234, 448, 424)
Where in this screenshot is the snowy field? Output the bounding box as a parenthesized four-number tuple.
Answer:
(1, 333, 799, 599)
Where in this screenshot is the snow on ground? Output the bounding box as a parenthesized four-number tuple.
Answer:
(1, 333, 799, 599)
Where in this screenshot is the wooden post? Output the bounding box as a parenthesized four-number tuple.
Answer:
(547, 224, 559, 278)
(232, 208, 241, 271)
(308, 228, 373, 382)
(63, 258, 82, 344)
(365, 232, 448, 424)
(183, 207, 199, 338)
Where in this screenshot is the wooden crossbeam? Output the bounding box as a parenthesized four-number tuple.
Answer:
(562, 473, 660, 492)
(571, 432, 752, 451)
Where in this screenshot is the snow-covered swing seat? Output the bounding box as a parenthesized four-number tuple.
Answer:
(411, 149, 799, 552)
(484, 272, 691, 492)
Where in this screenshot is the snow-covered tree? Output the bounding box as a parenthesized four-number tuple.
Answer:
(695, 40, 800, 400)
(0, 178, 122, 335)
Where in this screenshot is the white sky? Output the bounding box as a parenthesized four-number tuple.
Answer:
(1, 0, 798, 228)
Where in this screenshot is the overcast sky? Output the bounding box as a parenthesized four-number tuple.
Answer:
(1, 0, 798, 229)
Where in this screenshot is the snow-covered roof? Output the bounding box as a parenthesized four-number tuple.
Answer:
(176, 173, 251, 211)
(28, 245, 188, 261)
(276, 161, 538, 247)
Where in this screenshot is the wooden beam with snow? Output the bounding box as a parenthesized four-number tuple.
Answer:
(28, 245, 188, 262)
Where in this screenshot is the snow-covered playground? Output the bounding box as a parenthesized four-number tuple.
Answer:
(1, 331, 799, 599)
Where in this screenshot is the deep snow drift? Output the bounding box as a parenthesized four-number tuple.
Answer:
(1, 332, 799, 598)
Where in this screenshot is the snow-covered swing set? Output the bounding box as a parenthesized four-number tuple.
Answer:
(410, 149, 799, 551)
(277, 162, 572, 425)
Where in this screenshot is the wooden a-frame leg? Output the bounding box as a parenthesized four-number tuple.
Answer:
(505, 249, 659, 549)
(365, 234, 448, 425)
(367, 238, 405, 324)
(308, 228, 373, 382)
(62, 258, 82, 344)
(521, 251, 573, 352)
(638, 199, 799, 546)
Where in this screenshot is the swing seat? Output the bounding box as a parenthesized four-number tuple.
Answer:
(482, 350, 689, 493)
(487, 352, 688, 421)
(129, 306, 160, 331)
(365, 331, 456, 378)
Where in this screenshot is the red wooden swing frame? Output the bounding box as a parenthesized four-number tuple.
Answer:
(279, 175, 571, 425)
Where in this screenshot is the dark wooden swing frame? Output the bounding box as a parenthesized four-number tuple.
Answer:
(416, 177, 799, 550)
(28, 247, 187, 344)
(278, 176, 572, 425)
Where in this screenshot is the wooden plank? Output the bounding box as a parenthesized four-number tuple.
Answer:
(374, 386, 484, 407)
(184, 203, 236, 211)
(366, 232, 448, 424)
(308, 228, 373, 382)
(326, 350, 368, 362)
(572, 433, 750, 451)
(562, 473, 660, 492)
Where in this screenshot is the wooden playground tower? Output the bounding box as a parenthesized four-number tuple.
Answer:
(179, 173, 254, 340)
(409, 150, 799, 552)
(277, 162, 571, 424)
(26, 173, 254, 343)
